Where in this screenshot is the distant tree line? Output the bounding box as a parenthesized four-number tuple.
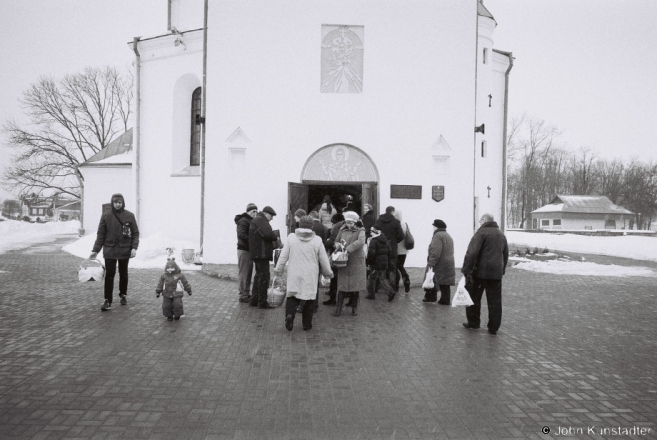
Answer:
(506, 115, 657, 230)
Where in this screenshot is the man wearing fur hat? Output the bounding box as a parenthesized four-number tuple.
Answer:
(249, 206, 282, 309)
(90, 193, 139, 312)
(234, 203, 258, 303)
(461, 213, 508, 334)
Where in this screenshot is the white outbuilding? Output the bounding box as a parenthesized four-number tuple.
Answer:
(107, 0, 513, 269)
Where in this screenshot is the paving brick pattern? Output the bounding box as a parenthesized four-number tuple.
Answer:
(0, 235, 655, 439)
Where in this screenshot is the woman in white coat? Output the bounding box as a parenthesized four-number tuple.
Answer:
(274, 216, 333, 331)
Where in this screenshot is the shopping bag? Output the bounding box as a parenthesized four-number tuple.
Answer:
(452, 277, 474, 307)
(78, 259, 105, 282)
(422, 268, 434, 289)
(266, 276, 286, 307)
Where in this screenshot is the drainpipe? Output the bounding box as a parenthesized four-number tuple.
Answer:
(472, 1, 480, 233)
(494, 49, 513, 232)
(132, 37, 142, 224)
(168, 0, 172, 30)
(199, 0, 208, 252)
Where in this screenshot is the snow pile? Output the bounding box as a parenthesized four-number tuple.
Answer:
(62, 232, 202, 270)
(514, 259, 657, 277)
(0, 220, 80, 255)
(507, 231, 657, 262)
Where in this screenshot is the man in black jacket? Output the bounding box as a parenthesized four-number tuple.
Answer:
(249, 206, 281, 309)
(374, 206, 405, 298)
(90, 193, 139, 311)
(461, 213, 509, 334)
(235, 203, 258, 303)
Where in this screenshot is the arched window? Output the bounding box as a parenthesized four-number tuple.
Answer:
(190, 87, 202, 166)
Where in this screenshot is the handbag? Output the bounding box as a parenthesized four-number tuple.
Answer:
(422, 268, 434, 289)
(404, 223, 415, 250)
(266, 276, 286, 307)
(78, 259, 105, 282)
(452, 277, 474, 307)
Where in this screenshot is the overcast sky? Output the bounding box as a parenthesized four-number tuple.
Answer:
(1, 0, 655, 200)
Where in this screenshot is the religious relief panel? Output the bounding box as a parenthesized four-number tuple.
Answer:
(302, 144, 377, 182)
(321, 25, 364, 93)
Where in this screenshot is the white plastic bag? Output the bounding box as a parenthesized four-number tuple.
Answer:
(78, 259, 105, 282)
(422, 268, 435, 289)
(452, 276, 474, 307)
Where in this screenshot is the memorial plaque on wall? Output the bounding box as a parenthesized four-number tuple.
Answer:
(390, 185, 422, 199)
(432, 186, 445, 202)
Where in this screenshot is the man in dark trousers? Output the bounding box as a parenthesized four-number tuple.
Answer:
(234, 203, 258, 303)
(90, 193, 139, 311)
(249, 206, 281, 309)
(461, 213, 509, 335)
(374, 206, 405, 299)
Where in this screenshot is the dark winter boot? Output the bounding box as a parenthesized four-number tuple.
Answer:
(334, 291, 344, 317)
(351, 292, 359, 316)
(403, 276, 411, 293)
(438, 286, 451, 305)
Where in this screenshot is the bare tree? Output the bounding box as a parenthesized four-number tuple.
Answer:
(2, 66, 133, 199)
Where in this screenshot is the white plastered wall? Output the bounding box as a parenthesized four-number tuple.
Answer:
(203, 0, 482, 267)
(80, 166, 133, 234)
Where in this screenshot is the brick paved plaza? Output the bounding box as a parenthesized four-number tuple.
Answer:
(0, 236, 655, 439)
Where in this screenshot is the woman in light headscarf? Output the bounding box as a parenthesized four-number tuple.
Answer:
(333, 211, 366, 316)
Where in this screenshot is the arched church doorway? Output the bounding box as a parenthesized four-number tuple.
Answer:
(287, 144, 379, 233)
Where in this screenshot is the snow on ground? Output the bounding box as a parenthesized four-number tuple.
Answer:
(513, 259, 657, 278)
(507, 231, 657, 262)
(62, 232, 202, 271)
(0, 219, 80, 254)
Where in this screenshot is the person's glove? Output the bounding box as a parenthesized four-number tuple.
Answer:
(187, 290, 192, 296)
(465, 274, 474, 288)
(156, 292, 161, 298)
(89, 252, 98, 260)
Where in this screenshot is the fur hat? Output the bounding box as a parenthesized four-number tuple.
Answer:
(246, 203, 257, 212)
(343, 211, 360, 222)
(294, 208, 307, 218)
(432, 219, 447, 229)
(165, 258, 181, 274)
(298, 215, 314, 229)
(262, 206, 277, 216)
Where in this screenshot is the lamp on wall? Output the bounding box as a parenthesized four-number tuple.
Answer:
(475, 124, 485, 134)
(195, 114, 205, 125)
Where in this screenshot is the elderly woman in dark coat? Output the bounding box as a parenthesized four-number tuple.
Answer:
(425, 219, 455, 304)
(333, 211, 367, 316)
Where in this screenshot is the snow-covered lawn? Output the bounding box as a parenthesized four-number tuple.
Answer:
(0, 219, 202, 271)
(507, 231, 657, 262)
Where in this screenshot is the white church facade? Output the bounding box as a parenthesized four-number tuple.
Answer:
(84, 0, 512, 269)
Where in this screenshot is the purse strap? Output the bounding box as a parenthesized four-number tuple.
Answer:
(112, 210, 125, 227)
(270, 276, 277, 288)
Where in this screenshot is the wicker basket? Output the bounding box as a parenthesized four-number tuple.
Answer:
(331, 251, 349, 268)
(267, 276, 286, 307)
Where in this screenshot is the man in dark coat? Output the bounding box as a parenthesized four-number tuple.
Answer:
(249, 206, 281, 309)
(90, 193, 140, 311)
(365, 226, 394, 301)
(374, 206, 405, 298)
(461, 213, 509, 334)
(234, 203, 258, 303)
(362, 203, 376, 239)
(323, 213, 344, 305)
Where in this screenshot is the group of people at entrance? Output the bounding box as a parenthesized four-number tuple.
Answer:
(233, 196, 508, 334)
(88, 193, 508, 336)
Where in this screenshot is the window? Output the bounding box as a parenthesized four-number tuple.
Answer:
(541, 219, 549, 227)
(532, 218, 538, 229)
(605, 220, 616, 229)
(190, 87, 202, 166)
(483, 48, 488, 64)
(553, 219, 561, 226)
(481, 141, 487, 158)
(584, 226, 592, 230)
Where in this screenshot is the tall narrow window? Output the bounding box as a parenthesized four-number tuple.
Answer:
(481, 141, 487, 158)
(190, 87, 202, 166)
(483, 48, 488, 64)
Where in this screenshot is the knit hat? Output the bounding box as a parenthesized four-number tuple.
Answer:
(370, 226, 381, 236)
(343, 211, 360, 222)
(432, 219, 447, 229)
(294, 208, 307, 218)
(309, 210, 320, 220)
(246, 203, 257, 212)
(262, 206, 277, 216)
(298, 215, 314, 229)
(165, 258, 181, 274)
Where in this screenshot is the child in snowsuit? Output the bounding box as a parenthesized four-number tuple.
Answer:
(156, 258, 192, 320)
(366, 226, 394, 301)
